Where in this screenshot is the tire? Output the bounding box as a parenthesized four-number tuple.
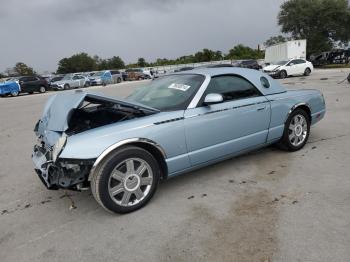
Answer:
(304, 68, 311, 76)
(28, 91, 34, 94)
(11, 91, 19, 97)
(117, 77, 122, 83)
(84, 82, 90, 88)
(91, 146, 160, 214)
(39, 86, 46, 93)
(102, 82, 107, 86)
(64, 84, 70, 90)
(279, 70, 287, 79)
(277, 109, 310, 151)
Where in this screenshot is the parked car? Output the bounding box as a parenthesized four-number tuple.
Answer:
(51, 74, 88, 90)
(263, 59, 313, 78)
(32, 67, 325, 214)
(126, 69, 150, 81)
(110, 70, 123, 84)
(0, 79, 21, 97)
(121, 71, 128, 81)
(18, 76, 49, 94)
(235, 60, 262, 70)
(89, 71, 113, 86)
(49, 76, 64, 87)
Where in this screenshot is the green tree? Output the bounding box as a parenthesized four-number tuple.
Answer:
(278, 0, 350, 55)
(137, 58, 147, 67)
(264, 35, 290, 47)
(13, 62, 35, 76)
(226, 44, 264, 59)
(57, 53, 97, 74)
(107, 56, 125, 69)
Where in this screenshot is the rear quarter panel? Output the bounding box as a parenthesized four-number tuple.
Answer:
(266, 89, 326, 142)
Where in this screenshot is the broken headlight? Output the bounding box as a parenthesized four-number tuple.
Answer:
(52, 134, 67, 162)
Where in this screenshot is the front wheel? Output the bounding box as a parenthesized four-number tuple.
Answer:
(304, 68, 311, 76)
(279, 70, 287, 79)
(91, 146, 160, 214)
(277, 109, 310, 151)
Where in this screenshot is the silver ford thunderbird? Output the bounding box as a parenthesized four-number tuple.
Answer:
(32, 67, 326, 213)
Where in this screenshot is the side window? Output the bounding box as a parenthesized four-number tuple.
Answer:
(203, 75, 261, 103)
(27, 76, 37, 81)
(72, 76, 79, 80)
(296, 59, 306, 64)
(288, 60, 297, 66)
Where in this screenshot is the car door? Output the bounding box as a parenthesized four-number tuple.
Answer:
(19, 76, 36, 92)
(184, 75, 271, 166)
(71, 76, 81, 88)
(295, 59, 306, 75)
(286, 59, 299, 75)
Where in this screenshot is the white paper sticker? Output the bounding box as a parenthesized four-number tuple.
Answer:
(168, 83, 191, 91)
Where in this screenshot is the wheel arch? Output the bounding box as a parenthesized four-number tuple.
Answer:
(88, 138, 168, 181)
(286, 103, 311, 123)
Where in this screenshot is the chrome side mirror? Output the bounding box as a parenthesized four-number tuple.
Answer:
(204, 93, 223, 105)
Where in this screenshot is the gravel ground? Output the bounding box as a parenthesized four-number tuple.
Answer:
(0, 69, 350, 262)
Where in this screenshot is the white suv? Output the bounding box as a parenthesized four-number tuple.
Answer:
(263, 59, 313, 78)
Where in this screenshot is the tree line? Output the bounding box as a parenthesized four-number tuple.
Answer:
(2, 0, 349, 77)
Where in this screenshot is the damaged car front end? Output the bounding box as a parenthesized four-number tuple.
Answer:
(32, 91, 159, 191)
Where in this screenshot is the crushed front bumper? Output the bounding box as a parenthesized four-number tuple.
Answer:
(264, 70, 280, 78)
(32, 144, 94, 190)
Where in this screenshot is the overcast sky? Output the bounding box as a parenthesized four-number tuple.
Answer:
(0, 0, 285, 73)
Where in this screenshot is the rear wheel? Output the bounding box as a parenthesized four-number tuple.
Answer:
(11, 90, 19, 97)
(64, 84, 70, 90)
(39, 86, 46, 93)
(277, 109, 310, 151)
(117, 77, 122, 83)
(91, 146, 160, 214)
(279, 70, 287, 79)
(304, 68, 311, 76)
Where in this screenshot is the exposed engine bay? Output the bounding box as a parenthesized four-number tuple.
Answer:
(32, 92, 160, 190)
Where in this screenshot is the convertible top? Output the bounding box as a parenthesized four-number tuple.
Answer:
(174, 67, 286, 96)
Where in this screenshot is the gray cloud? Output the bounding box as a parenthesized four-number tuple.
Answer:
(0, 0, 284, 73)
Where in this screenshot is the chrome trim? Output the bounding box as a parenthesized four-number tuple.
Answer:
(185, 101, 269, 119)
(88, 138, 167, 181)
(285, 102, 311, 122)
(187, 75, 211, 109)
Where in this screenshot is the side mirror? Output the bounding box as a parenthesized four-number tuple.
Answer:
(204, 93, 223, 105)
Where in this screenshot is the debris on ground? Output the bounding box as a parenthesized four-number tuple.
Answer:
(268, 170, 276, 174)
(292, 200, 299, 205)
(64, 190, 77, 210)
(229, 179, 235, 183)
(1, 209, 8, 215)
(187, 195, 194, 200)
(312, 146, 317, 149)
(320, 78, 328, 80)
(24, 204, 31, 209)
(201, 194, 207, 198)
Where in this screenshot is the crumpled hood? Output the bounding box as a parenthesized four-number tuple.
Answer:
(36, 91, 159, 134)
(263, 64, 281, 71)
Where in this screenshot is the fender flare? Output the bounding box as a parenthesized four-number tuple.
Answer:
(88, 138, 167, 181)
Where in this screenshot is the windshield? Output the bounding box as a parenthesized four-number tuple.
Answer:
(93, 72, 104, 77)
(275, 61, 288, 65)
(127, 74, 204, 111)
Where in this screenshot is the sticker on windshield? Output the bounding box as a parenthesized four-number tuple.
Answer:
(168, 83, 191, 91)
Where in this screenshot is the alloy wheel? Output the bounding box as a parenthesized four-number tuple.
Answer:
(108, 158, 153, 207)
(288, 114, 308, 146)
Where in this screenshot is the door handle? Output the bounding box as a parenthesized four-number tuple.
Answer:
(257, 106, 266, 111)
